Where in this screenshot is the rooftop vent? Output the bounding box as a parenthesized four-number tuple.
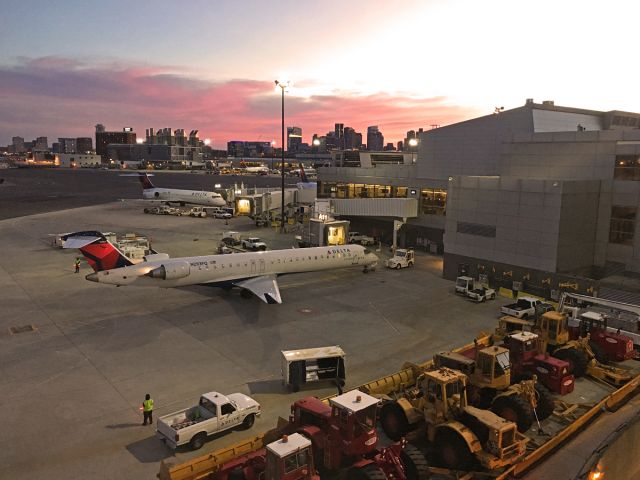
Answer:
(542, 100, 555, 106)
(525, 98, 534, 105)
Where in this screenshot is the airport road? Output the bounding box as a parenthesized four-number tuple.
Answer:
(0, 200, 506, 480)
(0, 168, 288, 220)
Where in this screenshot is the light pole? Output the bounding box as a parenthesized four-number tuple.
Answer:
(275, 79, 288, 233)
(408, 137, 418, 164)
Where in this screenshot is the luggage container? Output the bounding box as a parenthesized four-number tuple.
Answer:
(281, 346, 346, 392)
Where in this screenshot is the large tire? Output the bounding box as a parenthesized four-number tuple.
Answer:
(491, 394, 534, 432)
(395, 263, 401, 270)
(240, 413, 255, 430)
(467, 386, 496, 410)
(553, 348, 589, 377)
(400, 444, 430, 480)
(259, 245, 266, 251)
(534, 384, 555, 421)
(228, 468, 246, 480)
(435, 428, 475, 470)
(590, 341, 609, 364)
(380, 401, 410, 441)
(189, 432, 207, 450)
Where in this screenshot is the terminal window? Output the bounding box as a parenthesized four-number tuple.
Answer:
(609, 206, 636, 245)
(421, 189, 447, 215)
(613, 155, 640, 181)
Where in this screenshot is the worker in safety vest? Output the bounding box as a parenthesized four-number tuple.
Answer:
(142, 394, 154, 425)
(74, 258, 81, 273)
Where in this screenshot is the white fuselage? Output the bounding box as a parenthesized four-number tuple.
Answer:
(88, 245, 377, 287)
(244, 166, 269, 174)
(142, 188, 226, 207)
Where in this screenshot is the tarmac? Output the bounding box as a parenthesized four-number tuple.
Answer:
(1, 169, 639, 480)
(0, 195, 505, 480)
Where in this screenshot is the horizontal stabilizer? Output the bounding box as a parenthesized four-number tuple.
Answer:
(235, 275, 282, 304)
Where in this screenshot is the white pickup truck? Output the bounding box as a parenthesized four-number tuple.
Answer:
(501, 297, 550, 319)
(156, 391, 261, 450)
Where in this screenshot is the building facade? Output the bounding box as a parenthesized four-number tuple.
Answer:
(317, 100, 640, 282)
(95, 124, 136, 161)
(366, 126, 384, 151)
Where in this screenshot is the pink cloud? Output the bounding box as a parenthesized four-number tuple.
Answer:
(0, 58, 480, 149)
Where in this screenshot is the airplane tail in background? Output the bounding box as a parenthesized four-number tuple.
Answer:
(62, 231, 133, 272)
(299, 163, 309, 183)
(138, 172, 155, 190)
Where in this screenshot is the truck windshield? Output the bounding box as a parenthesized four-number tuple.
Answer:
(456, 278, 468, 287)
(397, 251, 406, 257)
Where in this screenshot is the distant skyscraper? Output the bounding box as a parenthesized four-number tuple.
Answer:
(76, 137, 93, 153)
(95, 125, 136, 161)
(12, 136, 25, 153)
(334, 123, 344, 149)
(287, 126, 302, 152)
(366, 126, 384, 151)
(58, 138, 77, 154)
(343, 127, 362, 149)
(35, 136, 48, 150)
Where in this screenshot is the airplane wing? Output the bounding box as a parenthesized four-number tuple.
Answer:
(234, 275, 282, 304)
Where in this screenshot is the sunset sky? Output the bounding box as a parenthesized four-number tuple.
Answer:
(1, 0, 638, 149)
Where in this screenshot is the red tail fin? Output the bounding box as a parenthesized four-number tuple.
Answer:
(138, 172, 155, 190)
(299, 163, 309, 183)
(63, 231, 133, 272)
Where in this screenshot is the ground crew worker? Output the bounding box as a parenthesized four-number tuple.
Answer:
(74, 257, 81, 273)
(142, 394, 154, 425)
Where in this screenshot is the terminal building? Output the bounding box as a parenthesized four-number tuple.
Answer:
(317, 99, 640, 286)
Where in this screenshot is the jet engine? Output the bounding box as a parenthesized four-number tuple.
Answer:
(146, 261, 191, 280)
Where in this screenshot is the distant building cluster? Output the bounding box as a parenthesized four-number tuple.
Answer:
(2, 120, 423, 168)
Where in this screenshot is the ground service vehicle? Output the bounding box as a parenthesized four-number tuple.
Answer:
(536, 311, 633, 386)
(156, 392, 261, 450)
(559, 291, 640, 349)
(187, 206, 208, 218)
(144, 205, 181, 215)
(380, 367, 528, 471)
(348, 232, 375, 246)
(568, 311, 636, 363)
(210, 433, 320, 480)
(502, 331, 575, 395)
(286, 389, 429, 479)
(386, 249, 415, 269)
(433, 345, 555, 432)
(467, 286, 496, 302)
(455, 276, 474, 295)
(501, 297, 549, 319)
(242, 237, 267, 251)
(492, 315, 535, 343)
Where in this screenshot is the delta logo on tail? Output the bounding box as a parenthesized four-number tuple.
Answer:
(138, 172, 155, 190)
(62, 231, 133, 272)
(299, 163, 309, 183)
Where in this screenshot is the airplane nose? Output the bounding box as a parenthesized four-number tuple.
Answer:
(85, 272, 99, 282)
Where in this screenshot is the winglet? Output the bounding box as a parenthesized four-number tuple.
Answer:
(299, 163, 309, 183)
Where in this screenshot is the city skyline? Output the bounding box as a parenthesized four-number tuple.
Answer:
(1, 0, 638, 149)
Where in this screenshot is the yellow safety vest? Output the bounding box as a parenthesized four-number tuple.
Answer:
(143, 399, 154, 412)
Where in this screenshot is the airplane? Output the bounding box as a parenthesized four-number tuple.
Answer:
(239, 161, 269, 174)
(297, 163, 317, 190)
(133, 172, 226, 207)
(63, 231, 379, 304)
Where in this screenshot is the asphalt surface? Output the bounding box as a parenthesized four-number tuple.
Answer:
(0, 168, 288, 220)
(0, 199, 508, 480)
(1, 170, 639, 480)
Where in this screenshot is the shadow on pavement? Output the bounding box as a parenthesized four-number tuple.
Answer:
(106, 422, 143, 429)
(247, 379, 287, 395)
(126, 436, 174, 463)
